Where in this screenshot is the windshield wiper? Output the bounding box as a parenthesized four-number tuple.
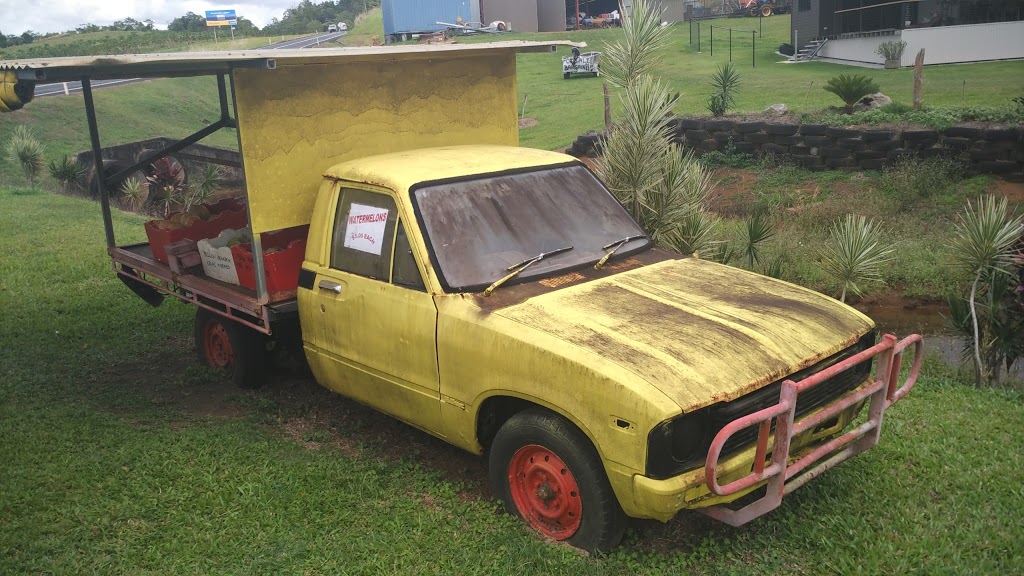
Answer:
(483, 245, 574, 297)
(594, 235, 647, 270)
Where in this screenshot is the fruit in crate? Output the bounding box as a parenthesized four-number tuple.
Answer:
(227, 236, 247, 247)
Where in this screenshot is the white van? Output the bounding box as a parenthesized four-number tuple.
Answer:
(327, 24, 338, 33)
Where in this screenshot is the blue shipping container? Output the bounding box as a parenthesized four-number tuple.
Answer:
(382, 0, 480, 39)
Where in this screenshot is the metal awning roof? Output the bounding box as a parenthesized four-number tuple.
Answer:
(1, 41, 583, 82)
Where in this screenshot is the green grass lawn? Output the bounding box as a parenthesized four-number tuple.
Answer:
(498, 16, 1024, 149)
(2, 186, 1023, 574)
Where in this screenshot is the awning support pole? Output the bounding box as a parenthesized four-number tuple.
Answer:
(82, 77, 115, 248)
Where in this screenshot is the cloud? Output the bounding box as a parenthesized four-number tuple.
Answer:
(1, 0, 299, 36)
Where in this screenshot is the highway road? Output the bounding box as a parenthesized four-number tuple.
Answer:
(33, 31, 347, 98)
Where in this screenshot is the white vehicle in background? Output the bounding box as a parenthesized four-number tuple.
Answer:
(338, 22, 348, 31)
(327, 24, 338, 33)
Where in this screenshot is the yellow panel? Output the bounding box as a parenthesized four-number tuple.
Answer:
(233, 54, 519, 233)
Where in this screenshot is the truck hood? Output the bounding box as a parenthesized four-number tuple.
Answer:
(494, 258, 874, 412)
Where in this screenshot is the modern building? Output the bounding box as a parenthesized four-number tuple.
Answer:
(791, 0, 1024, 66)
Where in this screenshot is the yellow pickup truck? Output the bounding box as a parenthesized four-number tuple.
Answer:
(1, 43, 921, 552)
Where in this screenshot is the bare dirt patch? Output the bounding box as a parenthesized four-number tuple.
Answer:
(518, 117, 539, 129)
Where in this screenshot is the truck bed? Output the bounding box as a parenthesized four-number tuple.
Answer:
(111, 243, 298, 334)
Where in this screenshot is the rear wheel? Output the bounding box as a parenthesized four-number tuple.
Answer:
(194, 309, 266, 389)
(761, 5, 773, 16)
(489, 408, 626, 552)
(564, 72, 571, 79)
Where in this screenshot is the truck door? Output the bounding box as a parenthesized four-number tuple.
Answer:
(306, 186, 442, 435)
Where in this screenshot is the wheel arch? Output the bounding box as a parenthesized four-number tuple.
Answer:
(474, 392, 603, 458)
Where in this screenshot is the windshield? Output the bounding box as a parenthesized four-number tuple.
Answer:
(412, 164, 651, 292)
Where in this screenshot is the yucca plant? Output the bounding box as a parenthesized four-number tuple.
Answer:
(823, 74, 880, 113)
(820, 214, 895, 302)
(181, 163, 221, 212)
(48, 155, 86, 193)
(5, 125, 45, 187)
(738, 212, 775, 269)
(119, 176, 149, 212)
(949, 195, 1024, 387)
(596, 0, 720, 257)
(706, 63, 741, 117)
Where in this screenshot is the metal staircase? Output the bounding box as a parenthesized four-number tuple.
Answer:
(795, 39, 827, 61)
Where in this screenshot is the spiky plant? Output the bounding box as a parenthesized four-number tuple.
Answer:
(738, 212, 775, 269)
(120, 176, 149, 212)
(949, 195, 1024, 387)
(48, 155, 86, 193)
(706, 63, 740, 117)
(599, 0, 672, 92)
(823, 74, 880, 112)
(181, 163, 221, 212)
(6, 125, 45, 186)
(820, 214, 896, 302)
(596, 0, 719, 256)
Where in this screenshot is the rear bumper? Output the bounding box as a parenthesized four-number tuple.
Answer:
(624, 333, 923, 524)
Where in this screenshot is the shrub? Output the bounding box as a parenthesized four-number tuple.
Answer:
(48, 155, 85, 192)
(948, 196, 1024, 387)
(119, 176, 149, 211)
(880, 156, 963, 211)
(5, 125, 45, 186)
(698, 140, 756, 169)
(823, 74, 880, 113)
(706, 63, 740, 117)
(820, 214, 895, 302)
(874, 40, 907, 61)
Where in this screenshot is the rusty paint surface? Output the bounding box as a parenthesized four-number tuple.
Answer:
(496, 258, 875, 412)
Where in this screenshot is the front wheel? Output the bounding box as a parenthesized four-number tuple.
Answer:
(488, 409, 626, 552)
(194, 309, 266, 389)
(761, 5, 773, 16)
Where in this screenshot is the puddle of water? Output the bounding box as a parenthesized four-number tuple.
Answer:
(856, 301, 1023, 378)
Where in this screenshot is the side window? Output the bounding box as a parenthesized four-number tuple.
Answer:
(331, 188, 397, 280)
(393, 222, 426, 291)
(799, 0, 810, 10)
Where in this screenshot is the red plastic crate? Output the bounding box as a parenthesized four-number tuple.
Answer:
(231, 225, 309, 295)
(145, 198, 248, 263)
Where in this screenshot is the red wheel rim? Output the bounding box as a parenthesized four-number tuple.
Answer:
(507, 445, 582, 539)
(203, 320, 234, 370)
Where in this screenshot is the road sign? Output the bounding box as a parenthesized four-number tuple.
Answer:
(205, 10, 237, 27)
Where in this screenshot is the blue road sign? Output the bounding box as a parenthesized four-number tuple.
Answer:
(205, 10, 237, 26)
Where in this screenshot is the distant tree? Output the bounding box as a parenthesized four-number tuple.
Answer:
(168, 12, 208, 32)
(0, 30, 6, 48)
(20, 31, 35, 44)
(76, 23, 102, 34)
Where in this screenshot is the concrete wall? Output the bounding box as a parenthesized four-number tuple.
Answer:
(819, 21, 1024, 66)
(481, 0, 539, 32)
(538, 0, 566, 31)
(568, 119, 1024, 179)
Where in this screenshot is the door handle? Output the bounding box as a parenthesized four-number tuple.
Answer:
(318, 280, 343, 294)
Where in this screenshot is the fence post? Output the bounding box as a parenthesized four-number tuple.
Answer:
(729, 28, 732, 62)
(753, 31, 756, 67)
(698, 21, 701, 52)
(711, 26, 714, 56)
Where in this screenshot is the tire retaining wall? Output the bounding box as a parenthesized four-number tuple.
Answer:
(567, 119, 1024, 178)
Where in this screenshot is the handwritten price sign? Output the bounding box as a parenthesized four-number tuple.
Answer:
(344, 204, 389, 255)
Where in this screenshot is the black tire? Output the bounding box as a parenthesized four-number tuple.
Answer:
(564, 72, 571, 79)
(489, 408, 626, 553)
(89, 159, 129, 199)
(761, 5, 773, 16)
(194, 309, 266, 389)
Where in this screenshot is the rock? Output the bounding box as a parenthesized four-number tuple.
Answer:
(763, 103, 789, 115)
(854, 92, 892, 111)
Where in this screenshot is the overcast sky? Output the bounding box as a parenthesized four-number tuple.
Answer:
(1, 1, 300, 36)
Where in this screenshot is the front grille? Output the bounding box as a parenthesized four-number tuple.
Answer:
(710, 333, 875, 458)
